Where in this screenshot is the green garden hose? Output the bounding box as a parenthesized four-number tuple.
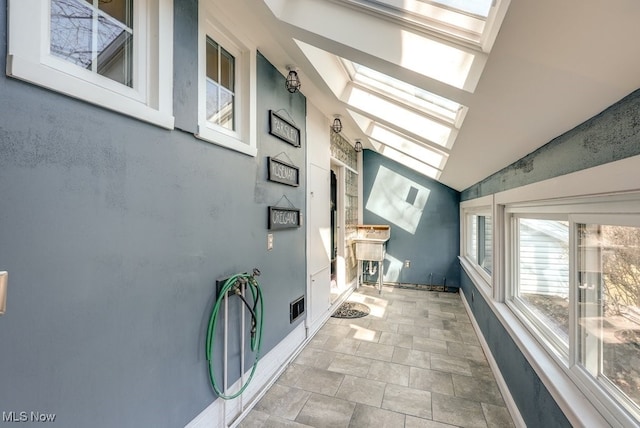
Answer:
(205, 269, 264, 400)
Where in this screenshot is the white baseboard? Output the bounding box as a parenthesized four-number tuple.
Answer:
(459, 289, 527, 428)
(185, 323, 306, 428)
(185, 282, 357, 428)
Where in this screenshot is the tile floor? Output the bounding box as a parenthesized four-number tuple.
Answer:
(238, 285, 516, 428)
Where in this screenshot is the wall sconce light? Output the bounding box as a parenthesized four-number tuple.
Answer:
(285, 66, 301, 93)
(332, 115, 343, 133)
(354, 139, 363, 152)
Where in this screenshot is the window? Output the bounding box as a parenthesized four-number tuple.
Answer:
(466, 213, 493, 274)
(7, 0, 174, 128)
(576, 220, 640, 420)
(501, 194, 640, 426)
(206, 38, 235, 131)
(461, 199, 493, 286)
(468, 213, 493, 275)
(197, 7, 257, 156)
(510, 216, 570, 359)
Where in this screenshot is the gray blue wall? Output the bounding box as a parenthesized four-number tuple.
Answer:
(0, 2, 306, 426)
(460, 276, 570, 426)
(362, 150, 460, 287)
(459, 89, 640, 426)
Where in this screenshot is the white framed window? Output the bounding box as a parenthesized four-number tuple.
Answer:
(196, 6, 257, 157)
(572, 214, 640, 423)
(502, 193, 640, 426)
(7, 0, 174, 128)
(460, 195, 493, 288)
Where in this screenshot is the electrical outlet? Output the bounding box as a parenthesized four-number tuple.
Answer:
(404, 260, 411, 268)
(267, 233, 274, 250)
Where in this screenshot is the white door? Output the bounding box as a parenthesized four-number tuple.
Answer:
(307, 162, 331, 332)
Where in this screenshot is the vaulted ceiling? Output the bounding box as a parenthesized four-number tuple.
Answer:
(219, 0, 640, 191)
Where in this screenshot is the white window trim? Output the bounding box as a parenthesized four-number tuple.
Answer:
(460, 194, 494, 291)
(7, 0, 174, 129)
(195, 6, 257, 157)
(463, 153, 640, 428)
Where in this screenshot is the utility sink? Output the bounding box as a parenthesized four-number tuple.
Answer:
(354, 225, 390, 293)
(354, 238, 388, 261)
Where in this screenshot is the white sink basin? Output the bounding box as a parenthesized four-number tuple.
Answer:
(354, 238, 388, 261)
(353, 237, 389, 244)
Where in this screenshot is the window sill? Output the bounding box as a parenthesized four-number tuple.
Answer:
(195, 126, 257, 157)
(460, 258, 610, 428)
(459, 256, 492, 294)
(8, 55, 175, 129)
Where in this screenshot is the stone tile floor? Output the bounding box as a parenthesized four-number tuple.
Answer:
(238, 285, 516, 428)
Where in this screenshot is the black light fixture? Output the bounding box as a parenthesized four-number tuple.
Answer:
(332, 115, 343, 133)
(285, 65, 301, 93)
(354, 139, 363, 152)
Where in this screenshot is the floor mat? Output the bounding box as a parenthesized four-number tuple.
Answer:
(331, 302, 370, 319)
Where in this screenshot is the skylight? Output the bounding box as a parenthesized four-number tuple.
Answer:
(271, 0, 511, 185)
(338, 0, 496, 46)
(431, 0, 493, 17)
(348, 62, 465, 125)
(372, 142, 441, 179)
(348, 86, 453, 147)
(369, 125, 447, 169)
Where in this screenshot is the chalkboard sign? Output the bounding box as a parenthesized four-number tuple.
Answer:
(268, 207, 301, 230)
(267, 157, 299, 187)
(269, 110, 300, 147)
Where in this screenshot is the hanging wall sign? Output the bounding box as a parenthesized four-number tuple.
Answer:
(269, 110, 300, 147)
(268, 207, 301, 230)
(267, 157, 300, 187)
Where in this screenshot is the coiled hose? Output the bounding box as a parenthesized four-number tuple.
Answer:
(205, 269, 264, 399)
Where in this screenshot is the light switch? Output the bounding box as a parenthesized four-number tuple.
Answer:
(267, 233, 274, 250)
(0, 271, 7, 315)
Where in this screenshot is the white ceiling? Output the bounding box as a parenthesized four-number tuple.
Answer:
(219, 0, 640, 191)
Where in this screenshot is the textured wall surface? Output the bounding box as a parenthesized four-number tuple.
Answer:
(0, 2, 306, 426)
(462, 89, 640, 200)
(460, 273, 571, 427)
(362, 150, 460, 287)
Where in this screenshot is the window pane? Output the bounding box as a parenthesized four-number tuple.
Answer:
(479, 215, 492, 275)
(206, 38, 219, 82)
(51, 0, 94, 69)
(96, 14, 133, 86)
(578, 224, 640, 414)
(431, 0, 493, 17)
(51, 0, 133, 87)
(206, 37, 235, 131)
(96, 0, 132, 26)
(219, 48, 235, 92)
(468, 214, 478, 260)
(517, 218, 570, 346)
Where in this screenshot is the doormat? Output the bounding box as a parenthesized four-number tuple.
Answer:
(331, 302, 370, 319)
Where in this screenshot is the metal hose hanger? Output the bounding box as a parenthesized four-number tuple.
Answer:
(205, 269, 264, 400)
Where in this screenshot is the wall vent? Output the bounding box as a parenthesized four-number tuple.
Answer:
(290, 296, 305, 323)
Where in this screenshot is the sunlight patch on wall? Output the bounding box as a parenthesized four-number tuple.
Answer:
(366, 165, 431, 234)
(320, 226, 331, 259)
(383, 252, 404, 283)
